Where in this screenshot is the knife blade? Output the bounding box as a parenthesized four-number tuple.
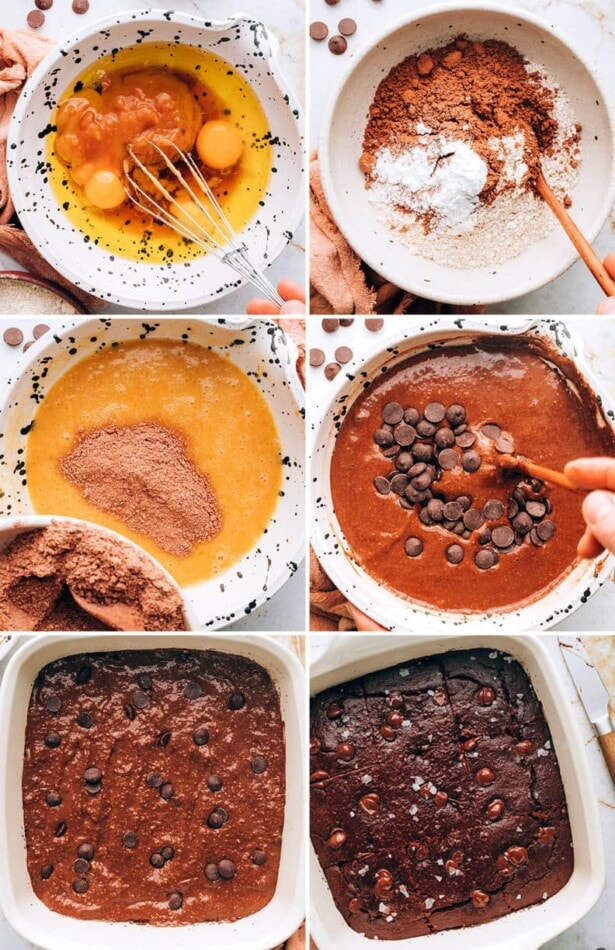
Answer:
(559, 636, 615, 785)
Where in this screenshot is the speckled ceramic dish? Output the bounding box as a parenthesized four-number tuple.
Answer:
(320, 2, 615, 306)
(310, 318, 615, 632)
(7, 11, 303, 312)
(0, 318, 305, 630)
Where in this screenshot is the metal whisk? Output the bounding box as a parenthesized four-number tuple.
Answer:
(124, 140, 283, 306)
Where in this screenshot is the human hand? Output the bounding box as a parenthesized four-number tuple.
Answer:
(246, 280, 305, 315)
(597, 254, 615, 314)
(564, 457, 615, 557)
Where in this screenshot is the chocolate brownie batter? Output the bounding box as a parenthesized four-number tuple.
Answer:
(23, 650, 285, 925)
(310, 650, 573, 938)
(330, 336, 615, 613)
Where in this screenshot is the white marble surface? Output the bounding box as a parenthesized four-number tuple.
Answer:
(0, 0, 306, 314)
(309, 633, 615, 949)
(309, 0, 615, 314)
(307, 315, 615, 630)
(0, 317, 306, 632)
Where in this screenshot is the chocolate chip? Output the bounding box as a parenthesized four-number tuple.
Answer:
(537, 520, 555, 540)
(486, 799, 504, 820)
(150, 852, 165, 869)
(443, 501, 463, 521)
(41, 864, 54, 879)
(382, 443, 400, 458)
(529, 527, 544, 547)
(45, 791, 62, 807)
(132, 690, 149, 709)
(310, 21, 328, 40)
(412, 471, 433, 491)
(461, 450, 481, 472)
(374, 476, 390, 495)
(158, 731, 171, 748)
(393, 422, 416, 447)
(374, 427, 394, 448)
(54, 822, 67, 838)
(218, 859, 236, 879)
(434, 790, 448, 807)
(365, 318, 384, 331)
(506, 845, 528, 865)
(160, 783, 174, 800)
(77, 843, 94, 860)
(335, 346, 353, 364)
(483, 499, 504, 520)
(404, 407, 420, 425)
(471, 890, 490, 909)
(249, 754, 268, 775)
(322, 319, 340, 333)
(32, 323, 50, 339)
(508, 498, 519, 519)
(184, 681, 202, 700)
(513, 486, 527, 507)
(455, 431, 476, 448)
(84, 767, 101, 784)
(475, 768, 495, 786)
(208, 774, 223, 792)
(424, 401, 445, 424)
(340, 318, 354, 326)
(85, 782, 102, 796)
(390, 473, 409, 495)
(328, 34, 348, 54)
(412, 442, 433, 462)
(446, 544, 464, 565)
(463, 508, 485, 531)
(438, 447, 459, 470)
(147, 772, 163, 789)
(44, 731, 61, 748)
(492, 525, 514, 548)
(76, 712, 93, 729)
(446, 404, 466, 425)
(325, 362, 341, 380)
(434, 427, 455, 449)
(476, 686, 496, 705)
(458, 495, 472, 510)
(161, 846, 175, 861)
(477, 527, 492, 545)
(515, 740, 535, 756)
(382, 402, 403, 425)
(227, 692, 245, 710)
(137, 673, 153, 690)
(193, 727, 209, 746)
(481, 423, 501, 441)
(72, 0, 89, 12)
(380, 725, 396, 741)
(326, 703, 343, 719)
(27, 9, 45, 28)
(73, 858, 90, 874)
(205, 863, 220, 881)
(326, 829, 347, 848)
(252, 849, 267, 866)
(416, 419, 436, 438)
(46, 695, 61, 713)
(512, 511, 532, 534)
(35, 0, 53, 7)
(495, 434, 515, 453)
(168, 892, 183, 910)
(404, 537, 423, 558)
(426, 498, 444, 521)
(207, 808, 228, 829)
(124, 704, 135, 720)
(474, 548, 495, 570)
(123, 832, 138, 849)
(72, 878, 88, 894)
(309, 348, 325, 366)
(526, 500, 546, 519)
(338, 17, 357, 35)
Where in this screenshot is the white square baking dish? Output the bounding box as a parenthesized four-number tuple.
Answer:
(0, 634, 306, 950)
(310, 634, 605, 950)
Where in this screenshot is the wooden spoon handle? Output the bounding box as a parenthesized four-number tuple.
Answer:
(536, 171, 615, 296)
(598, 731, 615, 786)
(498, 454, 584, 494)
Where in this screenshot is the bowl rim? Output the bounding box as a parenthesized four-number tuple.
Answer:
(318, 0, 615, 306)
(310, 316, 615, 631)
(6, 9, 305, 312)
(309, 632, 606, 949)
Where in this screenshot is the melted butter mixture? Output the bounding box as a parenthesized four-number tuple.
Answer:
(26, 339, 282, 587)
(48, 43, 271, 263)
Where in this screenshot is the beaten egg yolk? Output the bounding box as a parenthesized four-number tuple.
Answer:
(196, 121, 243, 170)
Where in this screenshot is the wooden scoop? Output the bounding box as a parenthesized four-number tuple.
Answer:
(536, 170, 615, 296)
(69, 587, 144, 631)
(497, 453, 586, 494)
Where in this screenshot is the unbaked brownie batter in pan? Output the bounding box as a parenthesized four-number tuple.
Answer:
(330, 335, 615, 613)
(310, 649, 573, 939)
(23, 649, 285, 925)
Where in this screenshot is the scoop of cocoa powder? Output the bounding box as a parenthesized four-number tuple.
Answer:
(61, 423, 222, 557)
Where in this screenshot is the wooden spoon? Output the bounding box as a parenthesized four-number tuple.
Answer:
(536, 170, 615, 296)
(68, 587, 144, 631)
(497, 453, 586, 494)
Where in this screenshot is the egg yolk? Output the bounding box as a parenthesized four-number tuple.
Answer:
(196, 121, 243, 170)
(83, 170, 127, 210)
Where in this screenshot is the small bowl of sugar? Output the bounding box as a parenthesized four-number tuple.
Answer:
(319, 2, 614, 307)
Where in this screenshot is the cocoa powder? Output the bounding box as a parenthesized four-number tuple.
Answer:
(0, 522, 187, 631)
(362, 36, 579, 204)
(61, 423, 222, 558)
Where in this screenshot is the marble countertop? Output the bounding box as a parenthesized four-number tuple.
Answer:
(307, 315, 615, 630)
(309, 0, 615, 314)
(0, 0, 306, 314)
(0, 317, 306, 632)
(309, 633, 615, 949)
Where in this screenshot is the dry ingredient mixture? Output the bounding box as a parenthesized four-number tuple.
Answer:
(361, 37, 581, 267)
(23, 649, 285, 925)
(0, 522, 186, 631)
(61, 423, 222, 558)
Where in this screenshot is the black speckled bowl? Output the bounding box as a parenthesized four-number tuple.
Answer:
(7, 11, 304, 312)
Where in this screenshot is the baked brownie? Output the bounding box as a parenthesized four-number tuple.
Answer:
(23, 649, 285, 925)
(310, 649, 573, 939)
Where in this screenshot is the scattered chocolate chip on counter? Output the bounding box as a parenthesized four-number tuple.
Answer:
(26, 9, 45, 28)
(328, 35, 348, 55)
(310, 21, 329, 41)
(338, 18, 357, 36)
(3, 327, 24, 346)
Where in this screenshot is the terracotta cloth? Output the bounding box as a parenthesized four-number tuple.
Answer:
(310, 547, 357, 632)
(0, 29, 102, 311)
(309, 152, 486, 317)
